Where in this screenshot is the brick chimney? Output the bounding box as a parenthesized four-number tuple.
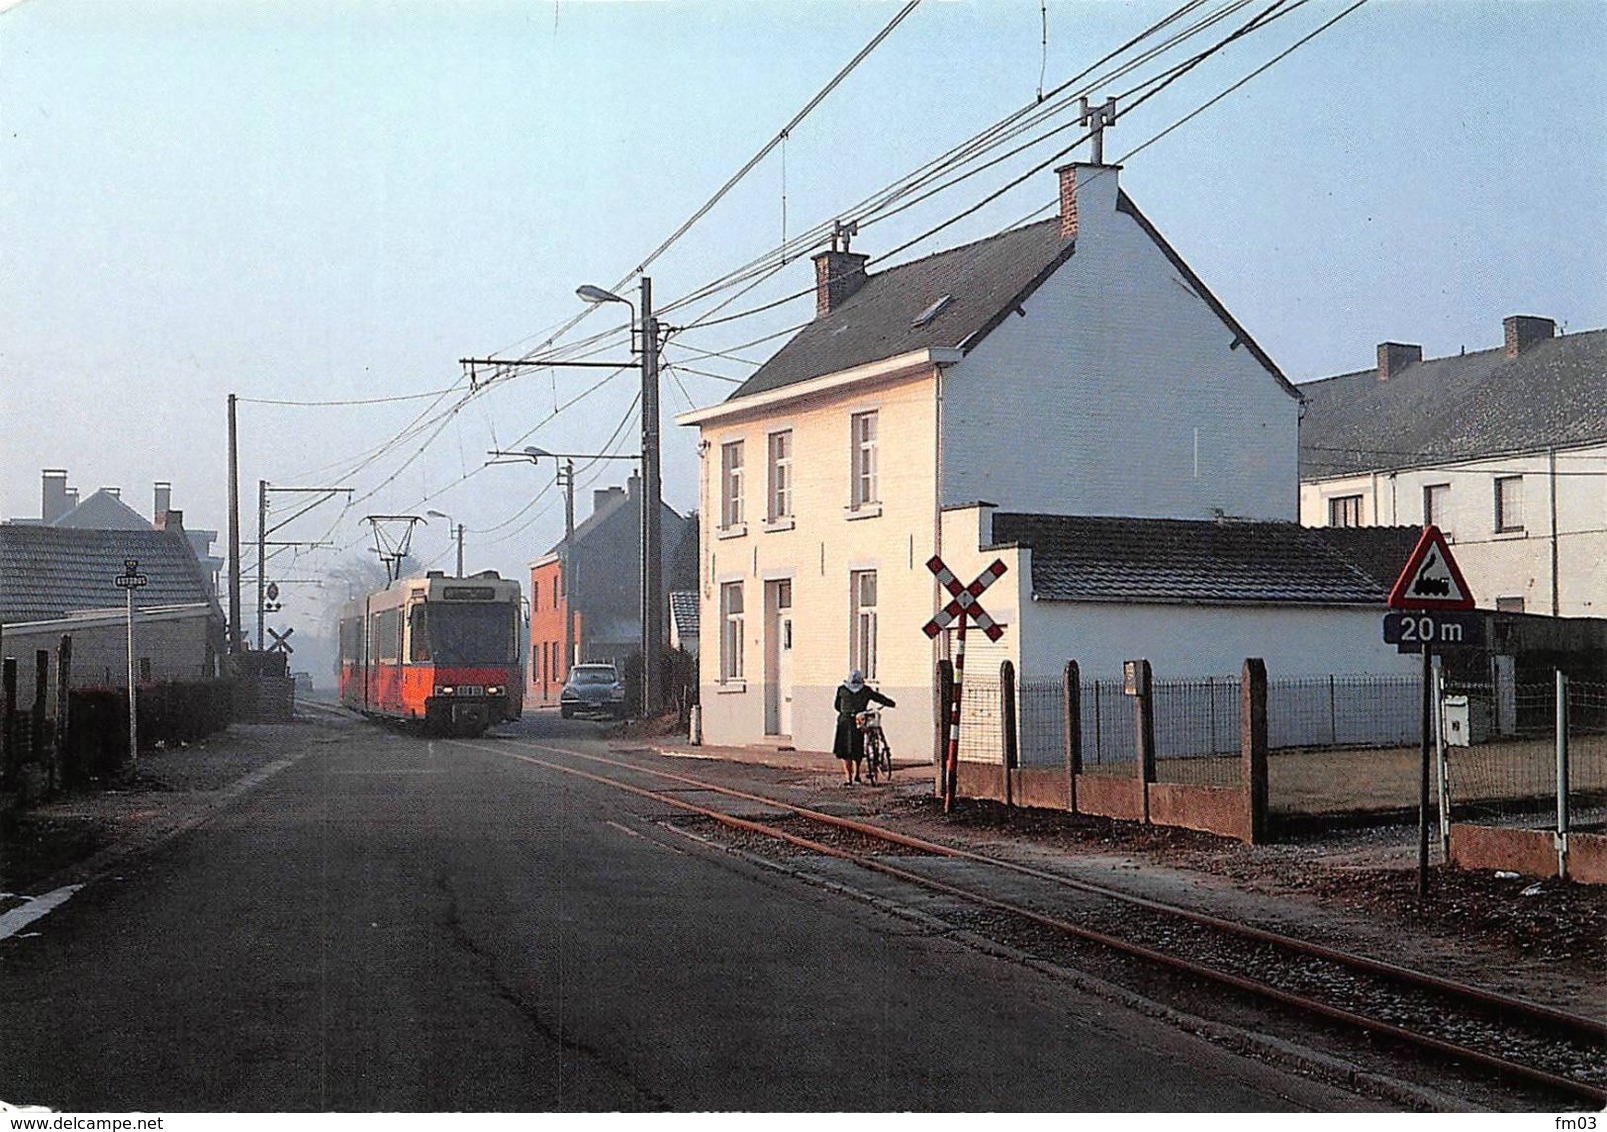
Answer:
(1055, 162, 1120, 241)
(812, 247, 869, 318)
(154, 481, 172, 520)
(1376, 341, 1422, 381)
(1503, 315, 1555, 357)
(41, 469, 71, 523)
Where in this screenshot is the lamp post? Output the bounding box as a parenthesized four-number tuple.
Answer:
(492, 446, 637, 697)
(577, 279, 663, 718)
(425, 510, 464, 577)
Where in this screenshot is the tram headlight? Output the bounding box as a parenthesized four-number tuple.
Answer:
(486, 685, 505, 697)
(435, 685, 455, 697)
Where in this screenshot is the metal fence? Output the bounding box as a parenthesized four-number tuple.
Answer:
(956, 675, 1002, 764)
(1266, 673, 1420, 751)
(1152, 677, 1242, 786)
(1450, 678, 1607, 827)
(1018, 681, 1064, 768)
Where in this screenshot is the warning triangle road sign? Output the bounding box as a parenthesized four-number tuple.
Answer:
(1387, 525, 1475, 611)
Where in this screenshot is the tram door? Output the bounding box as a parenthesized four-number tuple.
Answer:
(764, 579, 793, 737)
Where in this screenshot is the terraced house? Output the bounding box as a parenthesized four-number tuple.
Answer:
(1299, 317, 1607, 619)
(677, 162, 1317, 757)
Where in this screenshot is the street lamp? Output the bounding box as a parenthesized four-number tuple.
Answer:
(492, 445, 638, 693)
(425, 510, 464, 577)
(578, 278, 663, 719)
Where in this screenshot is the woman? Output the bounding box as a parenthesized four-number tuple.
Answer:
(832, 670, 895, 785)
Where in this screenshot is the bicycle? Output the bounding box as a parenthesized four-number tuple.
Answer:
(856, 706, 893, 784)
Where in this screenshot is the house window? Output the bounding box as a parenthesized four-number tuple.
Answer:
(532, 579, 540, 609)
(1327, 494, 1363, 528)
(1422, 483, 1451, 535)
(850, 411, 878, 509)
(767, 430, 793, 521)
(720, 582, 744, 682)
(1495, 475, 1524, 533)
(849, 570, 878, 680)
(721, 441, 745, 529)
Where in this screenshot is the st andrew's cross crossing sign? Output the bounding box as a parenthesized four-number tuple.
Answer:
(924, 555, 1008, 811)
(923, 556, 1007, 641)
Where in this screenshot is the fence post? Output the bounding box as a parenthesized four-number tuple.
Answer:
(32, 650, 49, 793)
(1000, 660, 1017, 806)
(934, 659, 953, 793)
(1, 656, 15, 791)
(1241, 658, 1268, 844)
(1130, 659, 1155, 823)
(55, 635, 74, 791)
(1557, 669, 1570, 882)
(1063, 660, 1081, 813)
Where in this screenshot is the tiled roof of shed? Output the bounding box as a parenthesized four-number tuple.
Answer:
(729, 219, 1073, 399)
(1299, 328, 1607, 478)
(1307, 526, 1423, 591)
(668, 591, 699, 639)
(989, 513, 1387, 605)
(0, 525, 219, 624)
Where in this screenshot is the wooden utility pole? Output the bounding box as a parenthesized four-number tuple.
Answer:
(228, 393, 243, 655)
(640, 277, 664, 719)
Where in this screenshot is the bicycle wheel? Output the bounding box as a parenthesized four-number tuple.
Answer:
(872, 733, 892, 781)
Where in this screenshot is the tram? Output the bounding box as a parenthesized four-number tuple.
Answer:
(338, 570, 524, 736)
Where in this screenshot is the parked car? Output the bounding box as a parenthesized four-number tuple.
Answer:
(560, 663, 627, 720)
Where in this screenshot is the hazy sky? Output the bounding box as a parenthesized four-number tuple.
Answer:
(3, 0, 1603, 631)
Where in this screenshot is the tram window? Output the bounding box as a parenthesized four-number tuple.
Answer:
(371, 608, 401, 663)
(412, 603, 516, 666)
(409, 605, 432, 663)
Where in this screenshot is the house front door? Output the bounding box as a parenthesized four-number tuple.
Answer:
(764, 579, 793, 736)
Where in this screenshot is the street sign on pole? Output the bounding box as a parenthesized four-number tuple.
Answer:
(114, 559, 148, 771)
(924, 555, 1007, 813)
(1383, 526, 1477, 904)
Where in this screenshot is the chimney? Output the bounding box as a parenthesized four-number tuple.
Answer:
(592, 486, 625, 515)
(812, 248, 869, 318)
(105, 487, 120, 499)
(154, 481, 172, 520)
(1376, 341, 1422, 381)
(154, 508, 184, 533)
(1503, 315, 1555, 358)
(41, 469, 71, 523)
(1055, 162, 1119, 241)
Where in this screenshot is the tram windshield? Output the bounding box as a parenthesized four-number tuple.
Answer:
(410, 603, 516, 666)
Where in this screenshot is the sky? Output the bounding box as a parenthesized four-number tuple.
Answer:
(2, 0, 1604, 645)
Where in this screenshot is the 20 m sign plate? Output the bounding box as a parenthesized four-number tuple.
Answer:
(1383, 610, 1485, 653)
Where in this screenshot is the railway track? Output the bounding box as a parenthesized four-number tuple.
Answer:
(459, 735, 1606, 1109)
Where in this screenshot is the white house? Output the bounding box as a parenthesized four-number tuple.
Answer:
(1299, 318, 1607, 618)
(676, 161, 1311, 757)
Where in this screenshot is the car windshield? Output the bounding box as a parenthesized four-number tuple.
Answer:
(571, 668, 617, 685)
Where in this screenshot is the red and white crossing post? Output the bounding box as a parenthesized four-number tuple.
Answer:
(923, 555, 1007, 812)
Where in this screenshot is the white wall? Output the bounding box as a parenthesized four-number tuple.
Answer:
(1017, 600, 1418, 684)
(1300, 440, 1607, 617)
(943, 167, 1300, 523)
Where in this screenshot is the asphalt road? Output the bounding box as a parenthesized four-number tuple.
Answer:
(0, 713, 1372, 1112)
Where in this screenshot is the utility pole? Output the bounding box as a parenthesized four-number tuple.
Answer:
(560, 458, 575, 674)
(228, 394, 242, 655)
(257, 479, 268, 650)
(641, 277, 664, 718)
